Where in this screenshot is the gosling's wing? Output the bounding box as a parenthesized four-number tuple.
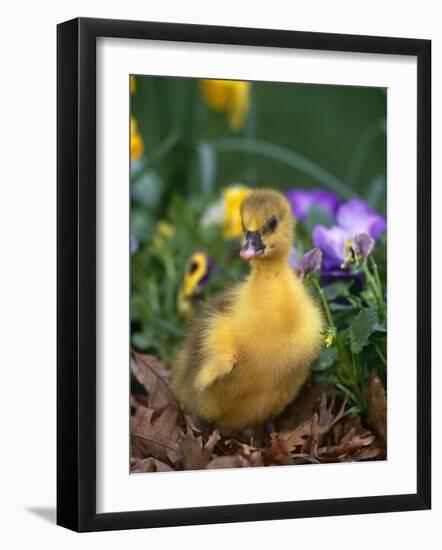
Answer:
(185, 285, 239, 390)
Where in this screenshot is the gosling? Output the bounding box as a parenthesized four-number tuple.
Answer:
(171, 189, 323, 429)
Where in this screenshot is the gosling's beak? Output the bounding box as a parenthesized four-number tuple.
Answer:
(240, 231, 265, 261)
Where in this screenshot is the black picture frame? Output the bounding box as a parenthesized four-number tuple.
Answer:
(57, 17, 431, 532)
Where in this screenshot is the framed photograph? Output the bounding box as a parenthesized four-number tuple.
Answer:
(57, 17, 431, 532)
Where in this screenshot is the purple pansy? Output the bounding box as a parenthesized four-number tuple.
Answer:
(352, 233, 375, 262)
(286, 188, 341, 222)
(289, 247, 322, 279)
(312, 225, 347, 271)
(336, 199, 386, 241)
(341, 232, 375, 269)
(312, 198, 386, 273)
(130, 235, 139, 255)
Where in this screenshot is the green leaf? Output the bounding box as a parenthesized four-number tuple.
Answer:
(366, 175, 386, 214)
(329, 302, 355, 312)
(132, 332, 155, 350)
(313, 347, 337, 371)
(336, 383, 359, 404)
(131, 170, 163, 208)
(323, 281, 353, 301)
(344, 405, 362, 418)
(348, 307, 378, 353)
(131, 208, 155, 242)
(130, 158, 147, 179)
(196, 141, 217, 196)
(153, 318, 184, 337)
(314, 373, 339, 385)
(305, 204, 334, 233)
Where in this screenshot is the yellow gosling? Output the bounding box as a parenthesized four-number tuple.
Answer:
(172, 189, 323, 429)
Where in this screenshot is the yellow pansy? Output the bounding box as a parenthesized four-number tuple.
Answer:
(130, 116, 144, 161)
(152, 220, 175, 250)
(201, 185, 251, 239)
(200, 79, 250, 132)
(323, 326, 337, 348)
(177, 251, 212, 316)
(130, 75, 137, 95)
(222, 186, 251, 238)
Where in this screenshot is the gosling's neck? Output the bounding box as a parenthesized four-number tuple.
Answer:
(249, 252, 292, 280)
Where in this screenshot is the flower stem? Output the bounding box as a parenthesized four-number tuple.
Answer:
(335, 335, 366, 410)
(370, 257, 385, 308)
(374, 343, 387, 367)
(309, 275, 335, 328)
(145, 132, 179, 168)
(363, 260, 383, 311)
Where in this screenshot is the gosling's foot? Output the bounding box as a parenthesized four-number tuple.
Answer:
(266, 420, 276, 435)
(193, 417, 214, 434)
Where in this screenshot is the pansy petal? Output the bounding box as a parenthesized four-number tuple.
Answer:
(286, 188, 341, 222)
(286, 189, 311, 221)
(299, 247, 323, 275)
(352, 233, 375, 261)
(310, 189, 342, 217)
(312, 224, 347, 268)
(336, 198, 386, 240)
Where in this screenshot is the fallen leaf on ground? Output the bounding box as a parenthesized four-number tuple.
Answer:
(352, 445, 385, 461)
(207, 455, 254, 469)
(129, 352, 387, 472)
(179, 417, 221, 470)
(131, 457, 174, 473)
(273, 393, 348, 456)
(224, 439, 264, 467)
(277, 382, 332, 432)
(262, 437, 293, 466)
(314, 415, 384, 462)
(131, 351, 175, 409)
(132, 405, 183, 463)
(317, 433, 375, 461)
(364, 370, 387, 448)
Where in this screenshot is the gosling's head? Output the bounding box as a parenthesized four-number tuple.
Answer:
(239, 189, 294, 261)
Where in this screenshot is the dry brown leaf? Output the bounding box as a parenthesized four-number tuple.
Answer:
(131, 351, 174, 409)
(317, 433, 375, 461)
(364, 370, 387, 448)
(309, 393, 348, 449)
(130, 394, 139, 413)
(130, 393, 149, 413)
(332, 419, 344, 444)
(314, 412, 385, 463)
(224, 439, 264, 467)
(130, 443, 144, 460)
(262, 437, 293, 466)
(274, 393, 348, 455)
(276, 414, 318, 451)
(291, 453, 321, 464)
(207, 455, 256, 469)
(277, 383, 333, 432)
(352, 445, 385, 461)
(179, 417, 221, 470)
(131, 405, 183, 463)
(131, 457, 174, 473)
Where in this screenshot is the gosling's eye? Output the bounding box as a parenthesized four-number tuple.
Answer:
(266, 216, 278, 233)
